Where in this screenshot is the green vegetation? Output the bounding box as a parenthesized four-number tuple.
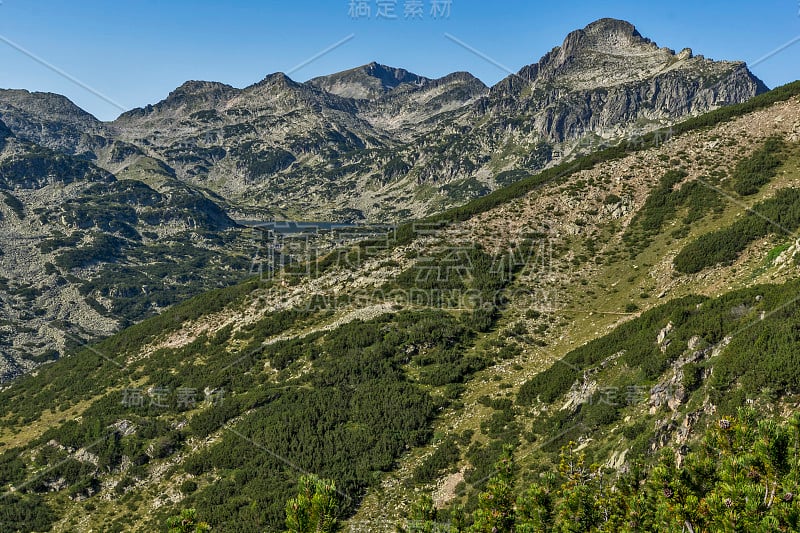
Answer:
(518, 294, 706, 405)
(522, 278, 800, 408)
(413, 437, 461, 484)
(383, 157, 411, 180)
(178, 309, 486, 530)
(0, 196, 548, 530)
(441, 178, 492, 203)
(622, 170, 724, 256)
(674, 188, 800, 273)
(766, 242, 793, 264)
(731, 136, 786, 195)
(55, 232, 128, 269)
(404, 411, 800, 531)
(494, 169, 530, 187)
(0, 277, 261, 425)
(284, 475, 342, 533)
(507, 277, 800, 477)
(1, 191, 24, 218)
(229, 142, 296, 178)
(387, 81, 800, 246)
(0, 493, 56, 532)
(0, 144, 113, 188)
(0, 240, 523, 531)
(166, 508, 212, 533)
(3, 81, 800, 532)
(73, 234, 251, 325)
(0, 149, 254, 365)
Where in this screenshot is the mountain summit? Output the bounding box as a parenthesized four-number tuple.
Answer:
(507, 18, 766, 94)
(0, 18, 768, 222)
(308, 62, 430, 99)
(483, 18, 766, 145)
(574, 17, 649, 50)
(2, 76, 800, 530)
(0, 18, 771, 377)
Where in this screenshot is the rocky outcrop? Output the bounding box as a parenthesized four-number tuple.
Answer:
(485, 18, 767, 143)
(0, 89, 108, 154)
(308, 62, 431, 100)
(0, 19, 773, 379)
(0, 19, 767, 222)
(0, 133, 243, 382)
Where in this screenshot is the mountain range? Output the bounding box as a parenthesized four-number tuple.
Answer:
(1, 77, 799, 531)
(0, 19, 771, 382)
(1, 18, 766, 221)
(2, 15, 800, 533)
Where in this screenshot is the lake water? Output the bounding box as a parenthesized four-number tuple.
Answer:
(235, 220, 395, 235)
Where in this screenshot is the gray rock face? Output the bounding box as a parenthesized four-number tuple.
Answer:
(0, 131, 247, 382)
(0, 18, 767, 222)
(0, 18, 771, 379)
(308, 62, 431, 100)
(484, 18, 767, 143)
(0, 89, 109, 154)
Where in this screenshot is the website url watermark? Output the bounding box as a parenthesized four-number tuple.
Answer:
(120, 386, 224, 410)
(348, 0, 452, 20)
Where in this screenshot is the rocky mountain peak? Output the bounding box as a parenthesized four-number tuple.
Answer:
(546, 18, 660, 74)
(309, 62, 428, 100)
(245, 72, 343, 105)
(501, 17, 760, 95)
(540, 18, 651, 74)
(0, 89, 101, 122)
(437, 71, 482, 84)
(171, 80, 235, 97)
(160, 80, 236, 109)
(0, 17, 769, 226)
(115, 80, 236, 122)
(0, 89, 106, 153)
(579, 18, 648, 50)
(253, 72, 297, 88)
(362, 62, 426, 89)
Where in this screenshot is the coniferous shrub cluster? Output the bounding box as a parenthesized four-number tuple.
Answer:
(397, 410, 800, 532)
(621, 170, 726, 256)
(674, 188, 800, 273)
(731, 136, 786, 195)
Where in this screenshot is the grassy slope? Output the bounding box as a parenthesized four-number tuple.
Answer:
(1, 83, 800, 532)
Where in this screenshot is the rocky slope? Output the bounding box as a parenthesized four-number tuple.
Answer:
(0, 18, 767, 223)
(308, 62, 430, 100)
(0, 90, 108, 155)
(0, 120, 254, 382)
(485, 18, 767, 142)
(0, 18, 769, 379)
(0, 82, 798, 531)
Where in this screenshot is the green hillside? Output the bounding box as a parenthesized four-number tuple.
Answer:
(2, 83, 800, 532)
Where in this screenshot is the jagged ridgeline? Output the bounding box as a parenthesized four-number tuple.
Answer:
(0, 17, 776, 385)
(1, 77, 800, 532)
(0, 18, 767, 224)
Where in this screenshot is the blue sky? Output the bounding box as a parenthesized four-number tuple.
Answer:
(0, 0, 798, 121)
